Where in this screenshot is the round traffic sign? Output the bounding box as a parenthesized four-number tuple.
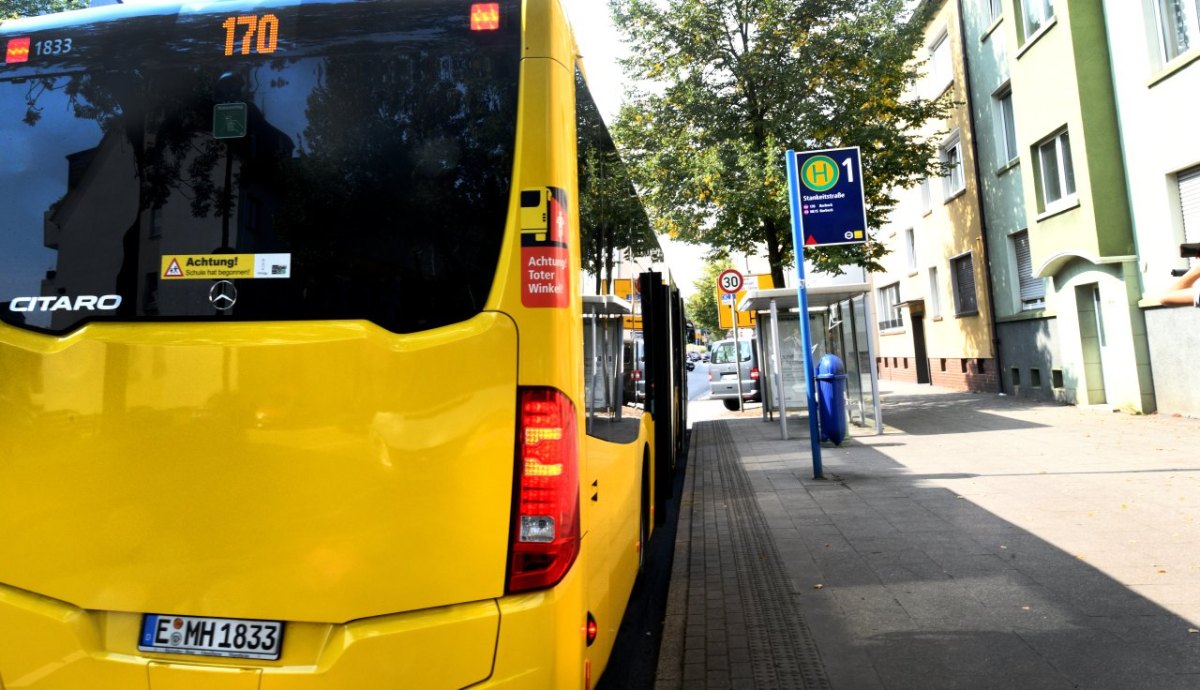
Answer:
(717, 269, 744, 294)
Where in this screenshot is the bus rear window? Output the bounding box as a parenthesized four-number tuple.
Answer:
(0, 0, 520, 334)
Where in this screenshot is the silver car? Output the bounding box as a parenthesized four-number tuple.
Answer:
(707, 339, 761, 410)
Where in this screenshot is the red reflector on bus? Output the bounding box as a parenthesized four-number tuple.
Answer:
(6, 37, 31, 64)
(470, 3, 500, 30)
(586, 612, 598, 646)
(509, 387, 580, 593)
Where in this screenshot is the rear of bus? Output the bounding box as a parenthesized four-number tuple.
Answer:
(0, 1, 619, 687)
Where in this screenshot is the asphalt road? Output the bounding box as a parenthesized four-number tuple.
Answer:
(687, 361, 710, 401)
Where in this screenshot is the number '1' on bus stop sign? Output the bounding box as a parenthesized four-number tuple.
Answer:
(789, 147, 868, 247)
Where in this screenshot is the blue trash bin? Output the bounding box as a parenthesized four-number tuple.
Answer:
(816, 354, 848, 445)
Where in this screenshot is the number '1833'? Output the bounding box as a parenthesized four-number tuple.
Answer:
(34, 38, 73, 56)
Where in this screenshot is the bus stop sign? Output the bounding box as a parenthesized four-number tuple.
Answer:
(788, 147, 868, 247)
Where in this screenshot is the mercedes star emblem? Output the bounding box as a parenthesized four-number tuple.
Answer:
(209, 280, 238, 310)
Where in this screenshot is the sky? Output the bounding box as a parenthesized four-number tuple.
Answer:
(560, 0, 711, 298)
(560, 0, 632, 125)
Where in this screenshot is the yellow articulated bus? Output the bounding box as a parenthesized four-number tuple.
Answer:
(0, 0, 687, 687)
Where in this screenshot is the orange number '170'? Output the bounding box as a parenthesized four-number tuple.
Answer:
(222, 14, 280, 56)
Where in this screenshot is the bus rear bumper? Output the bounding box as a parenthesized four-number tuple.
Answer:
(0, 581, 497, 688)
(0, 568, 589, 689)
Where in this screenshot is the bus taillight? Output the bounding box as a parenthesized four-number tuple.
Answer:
(509, 387, 580, 593)
(470, 3, 500, 31)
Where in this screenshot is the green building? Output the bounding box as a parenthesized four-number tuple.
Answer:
(963, 0, 1154, 412)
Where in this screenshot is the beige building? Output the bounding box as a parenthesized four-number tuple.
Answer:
(872, 0, 998, 392)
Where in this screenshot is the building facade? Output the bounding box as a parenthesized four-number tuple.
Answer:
(998, 0, 1154, 412)
(1101, 0, 1200, 416)
(960, 0, 1064, 403)
(873, 0, 999, 393)
(900, 0, 1164, 412)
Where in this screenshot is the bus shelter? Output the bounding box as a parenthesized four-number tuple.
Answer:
(738, 286, 883, 437)
(582, 295, 633, 430)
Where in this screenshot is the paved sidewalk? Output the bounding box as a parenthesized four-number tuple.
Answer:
(656, 383, 1200, 689)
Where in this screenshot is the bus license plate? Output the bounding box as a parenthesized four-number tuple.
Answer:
(139, 613, 283, 660)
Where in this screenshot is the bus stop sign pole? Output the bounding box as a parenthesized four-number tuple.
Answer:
(784, 152, 822, 479)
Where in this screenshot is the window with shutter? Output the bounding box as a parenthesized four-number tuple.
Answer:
(1180, 167, 1200, 244)
(952, 253, 978, 315)
(1012, 230, 1045, 309)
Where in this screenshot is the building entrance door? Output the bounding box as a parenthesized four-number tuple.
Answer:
(911, 314, 930, 384)
(1075, 283, 1108, 404)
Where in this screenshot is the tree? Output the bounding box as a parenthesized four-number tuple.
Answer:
(610, 0, 950, 285)
(577, 74, 663, 294)
(685, 262, 730, 338)
(3, 0, 86, 20)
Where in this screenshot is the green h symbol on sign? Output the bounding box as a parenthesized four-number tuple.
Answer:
(801, 155, 839, 192)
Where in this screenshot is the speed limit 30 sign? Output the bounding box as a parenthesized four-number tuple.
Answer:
(718, 269, 744, 294)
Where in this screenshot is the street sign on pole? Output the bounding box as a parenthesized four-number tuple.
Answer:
(718, 269, 746, 410)
(791, 147, 868, 248)
(717, 269, 744, 294)
(716, 273, 773, 329)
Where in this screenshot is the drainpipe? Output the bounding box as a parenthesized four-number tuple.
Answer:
(956, 0, 1005, 394)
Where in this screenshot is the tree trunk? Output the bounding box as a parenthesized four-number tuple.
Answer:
(603, 222, 615, 294)
(763, 217, 786, 287)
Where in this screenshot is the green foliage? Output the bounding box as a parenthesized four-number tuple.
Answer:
(609, 0, 951, 283)
(2, 0, 86, 20)
(576, 75, 662, 293)
(685, 262, 731, 337)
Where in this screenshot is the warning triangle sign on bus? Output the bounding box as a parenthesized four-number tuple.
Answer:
(163, 258, 183, 278)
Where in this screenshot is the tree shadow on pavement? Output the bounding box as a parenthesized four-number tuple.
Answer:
(720, 413, 1200, 690)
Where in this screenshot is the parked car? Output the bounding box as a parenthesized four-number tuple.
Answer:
(707, 338, 761, 410)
